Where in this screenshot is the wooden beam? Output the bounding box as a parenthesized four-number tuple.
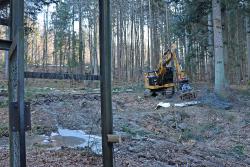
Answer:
(24, 72, 100, 80)
(8, 0, 26, 166)
(0, 39, 11, 50)
(99, 0, 113, 166)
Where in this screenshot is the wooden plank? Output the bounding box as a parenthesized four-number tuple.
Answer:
(0, 39, 11, 50)
(24, 72, 100, 80)
(107, 134, 121, 143)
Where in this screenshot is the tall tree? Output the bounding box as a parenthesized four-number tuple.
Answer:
(78, 0, 84, 74)
(42, 5, 49, 70)
(246, 6, 250, 81)
(207, 13, 214, 82)
(212, 0, 225, 93)
(21, 0, 250, 85)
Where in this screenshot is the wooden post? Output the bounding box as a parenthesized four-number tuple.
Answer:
(99, 0, 113, 166)
(8, 0, 26, 166)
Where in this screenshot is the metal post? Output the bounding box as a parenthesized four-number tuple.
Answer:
(8, 0, 26, 166)
(99, 0, 113, 166)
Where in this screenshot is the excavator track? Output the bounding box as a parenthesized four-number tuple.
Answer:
(180, 91, 197, 100)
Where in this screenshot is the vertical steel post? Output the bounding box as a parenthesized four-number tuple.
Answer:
(99, 0, 113, 166)
(9, 0, 26, 166)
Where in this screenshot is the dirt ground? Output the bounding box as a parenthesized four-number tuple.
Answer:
(0, 81, 250, 167)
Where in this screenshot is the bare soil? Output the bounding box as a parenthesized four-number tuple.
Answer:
(0, 83, 250, 167)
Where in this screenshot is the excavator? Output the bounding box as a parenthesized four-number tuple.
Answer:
(144, 44, 196, 100)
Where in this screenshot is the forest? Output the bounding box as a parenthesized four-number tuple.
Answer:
(0, 0, 249, 85)
(0, 0, 250, 166)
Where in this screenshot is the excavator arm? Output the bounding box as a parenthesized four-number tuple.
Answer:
(171, 51, 186, 81)
(158, 49, 186, 82)
(156, 50, 172, 78)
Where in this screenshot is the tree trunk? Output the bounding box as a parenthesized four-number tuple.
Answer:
(135, 21, 140, 81)
(140, 0, 144, 74)
(72, 5, 76, 71)
(124, 22, 128, 81)
(246, 16, 250, 81)
(184, 27, 189, 59)
(150, 0, 155, 69)
(67, 26, 72, 73)
(79, 0, 84, 74)
(59, 40, 62, 72)
(129, 11, 135, 81)
(93, 20, 98, 75)
(208, 13, 214, 82)
(117, 10, 121, 80)
(222, 8, 229, 86)
(147, 0, 151, 70)
(43, 6, 48, 71)
(89, 23, 93, 73)
(152, 7, 159, 68)
(53, 31, 58, 71)
(164, 3, 170, 49)
(35, 32, 38, 65)
(212, 0, 225, 93)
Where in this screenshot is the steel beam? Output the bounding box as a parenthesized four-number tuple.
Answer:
(0, 39, 11, 50)
(99, 0, 113, 166)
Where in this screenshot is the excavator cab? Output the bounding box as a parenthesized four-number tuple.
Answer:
(144, 66, 175, 96)
(145, 67, 174, 86)
(144, 71, 175, 96)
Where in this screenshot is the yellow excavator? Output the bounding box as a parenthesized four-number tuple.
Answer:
(144, 44, 196, 100)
